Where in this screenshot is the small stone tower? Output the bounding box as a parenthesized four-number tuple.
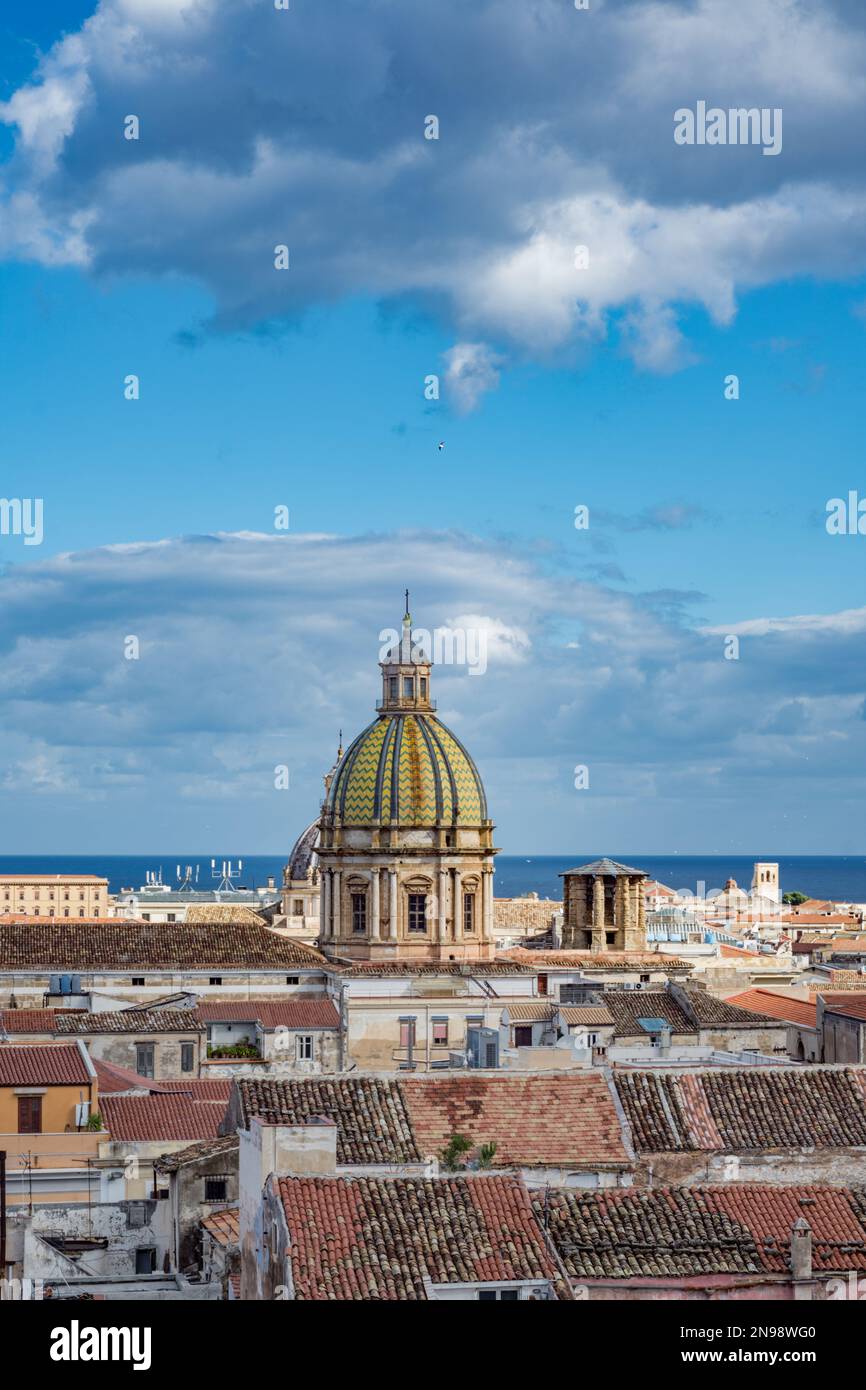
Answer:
(560, 858, 648, 952)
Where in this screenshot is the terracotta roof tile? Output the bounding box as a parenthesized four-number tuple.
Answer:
(0, 922, 327, 970)
(101, 1091, 229, 1142)
(500, 949, 691, 971)
(277, 1175, 557, 1299)
(153, 1079, 233, 1100)
(156, 1133, 239, 1172)
(540, 1185, 866, 1280)
(197, 999, 339, 1029)
(822, 994, 866, 1022)
(558, 1007, 615, 1027)
(331, 959, 532, 977)
(0, 1042, 91, 1086)
(616, 1068, 866, 1153)
(201, 1207, 240, 1246)
(56, 1009, 204, 1034)
(0, 1008, 62, 1033)
(402, 1072, 629, 1168)
(502, 1003, 555, 1023)
(233, 1077, 421, 1165)
(683, 991, 780, 1027)
(601, 991, 696, 1037)
(726, 990, 817, 1028)
(184, 906, 269, 925)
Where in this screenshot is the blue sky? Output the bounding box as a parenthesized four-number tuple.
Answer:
(0, 0, 865, 855)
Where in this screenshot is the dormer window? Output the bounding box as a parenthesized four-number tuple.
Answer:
(403, 677, 414, 698)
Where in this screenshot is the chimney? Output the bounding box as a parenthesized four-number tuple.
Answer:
(239, 1116, 338, 1300)
(791, 1217, 813, 1297)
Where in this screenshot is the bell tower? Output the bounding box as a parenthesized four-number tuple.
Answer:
(378, 591, 434, 713)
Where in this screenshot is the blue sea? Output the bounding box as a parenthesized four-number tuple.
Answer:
(1, 855, 865, 902)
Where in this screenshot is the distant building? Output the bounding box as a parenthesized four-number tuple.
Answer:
(0, 873, 108, 919)
(0, 1042, 102, 1204)
(55, 1009, 205, 1081)
(752, 860, 780, 904)
(560, 858, 648, 952)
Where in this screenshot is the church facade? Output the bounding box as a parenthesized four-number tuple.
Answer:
(316, 604, 498, 962)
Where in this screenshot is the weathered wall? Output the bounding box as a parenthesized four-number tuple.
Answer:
(175, 1151, 239, 1271)
(823, 1013, 865, 1064)
(84, 1032, 201, 1080)
(634, 1147, 866, 1187)
(698, 1024, 789, 1055)
(20, 1200, 168, 1282)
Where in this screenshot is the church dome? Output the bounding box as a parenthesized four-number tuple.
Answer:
(325, 713, 487, 827)
(286, 819, 320, 880)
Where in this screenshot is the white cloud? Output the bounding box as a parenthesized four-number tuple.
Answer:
(0, 529, 864, 851)
(442, 343, 502, 414)
(2, 0, 866, 390)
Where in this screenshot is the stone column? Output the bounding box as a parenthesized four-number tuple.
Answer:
(389, 870, 398, 940)
(437, 869, 448, 944)
(322, 872, 331, 939)
(371, 868, 380, 940)
(592, 876, 604, 929)
(591, 875, 605, 953)
(332, 870, 341, 940)
(482, 870, 493, 939)
(454, 870, 463, 940)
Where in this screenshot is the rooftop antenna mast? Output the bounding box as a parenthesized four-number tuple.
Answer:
(176, 863, 198, 893)
(211, 858, 243, 892)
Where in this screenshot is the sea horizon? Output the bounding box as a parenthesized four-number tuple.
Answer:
(3, 853, 865, 902)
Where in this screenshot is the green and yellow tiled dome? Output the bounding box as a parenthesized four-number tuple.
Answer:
(326, 714, 488, 827)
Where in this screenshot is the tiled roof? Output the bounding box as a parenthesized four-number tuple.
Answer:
(540, 1185, 866, 1280)
(822, 994, 866, 1022)
(0, 1008, 62, 1033)
(615, 1068, 866, 1153)
(560, 858, 647, 878)
(558, 1006, 615, 1027)
(156, 1133, 240, 1172)
(726, 990, 817, 1028)
(601, 991, 696, 1037)
(402, 1073, 630, 1168)
(197, 999, 339, 1030)
(184, 905, 269, 925)
(101, 1092, 228, 1142)
(233, 1077, 422, 1165)
(56, 1010, 204, 1035)
(682, 990, 779, 1027)
(201, 1207, 240, 1247)
(0, 1042, 91, 1086)
(718, 944, 766, 959)
(92, 1057, 181, 1094)
(502, 1003, 555, 1023)
(500, 949, 690, 971)
(643, 880, 676, 896)
(277, 1175, 557, 1299)
(0, 922, 327, 970)
(152, 1079, 232, 1100)
(331, 959, 533, 976)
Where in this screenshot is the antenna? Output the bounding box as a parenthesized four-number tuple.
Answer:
(211, 858, 243, 892)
